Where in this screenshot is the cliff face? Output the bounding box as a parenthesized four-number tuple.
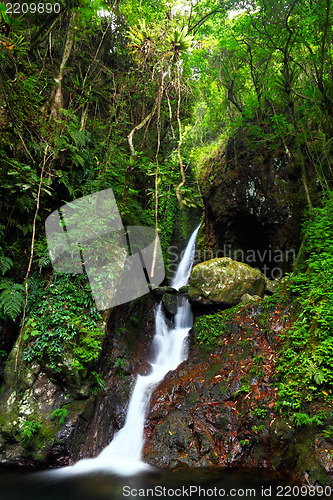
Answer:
(198, 131, 316, 278)
(143, 298, 333, 486)
(0, 295, 157, 466)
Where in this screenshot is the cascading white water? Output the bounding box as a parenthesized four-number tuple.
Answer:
(171, 225, 200, 290)
(54, 225, 199, 477)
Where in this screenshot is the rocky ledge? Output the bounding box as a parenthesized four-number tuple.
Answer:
(143, 296, 333, 487)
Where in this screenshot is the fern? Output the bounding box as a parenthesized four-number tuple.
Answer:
(0, 255, 13, 275)
(291, 412, 323, 427)
(0, 280, 25, 321)
(307, 361, 325, 385)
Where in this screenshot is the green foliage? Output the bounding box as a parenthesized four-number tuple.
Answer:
(0, 0, 200, 306)
(0, 255, 13, 275)
(276, 195, 333, 413)
(19, 420, 42, 445)
(251, 408, 268, 419)
(322, 426, 333, 440)
(23, 273, 103, 373)
(235, 382, 251, 396)
(291, 413, 323, 428)
(185, 0, 333, 188)
(91, 371, 106, 394)
(0, 280, 25, 321)
(251, 424, 265, 434)
(115, 357, 125, 378)
(193, 304, 242, 345)
(51, 408, 69, 425)
(168, 26, 194, 59)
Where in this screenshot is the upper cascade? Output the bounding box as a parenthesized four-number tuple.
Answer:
(171, 225, 200, 290)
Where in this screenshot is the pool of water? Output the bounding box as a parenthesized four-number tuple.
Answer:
(0, 466, 329, 500)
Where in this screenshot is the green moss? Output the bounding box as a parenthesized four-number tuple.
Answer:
(193, 303, 242, 346)
(275, 197, 333, 415)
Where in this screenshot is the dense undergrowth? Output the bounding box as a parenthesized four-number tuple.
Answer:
(0, 1, 333, 452)
(277, 195, 333, 414)
(194, 195, 333, 425)
(23, 273, 103, 374)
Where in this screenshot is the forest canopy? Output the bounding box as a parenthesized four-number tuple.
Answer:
(0, 0, 332, 325)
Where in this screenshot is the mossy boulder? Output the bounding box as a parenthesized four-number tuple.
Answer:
(162, 293, 179, 315)
(188, 257, 265, 306)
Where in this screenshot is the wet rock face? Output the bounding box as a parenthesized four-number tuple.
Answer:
(143, 299, 333, 486)
(0, 294, 158, 466)
(199, 133, 310, 278)
(60, 294, 159, 463)
(144, 301, 283, 471)
(0, 320, 19, 385)
(188, 258, 265, 306)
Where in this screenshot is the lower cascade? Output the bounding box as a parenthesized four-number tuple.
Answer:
(53, 225, 200, 477)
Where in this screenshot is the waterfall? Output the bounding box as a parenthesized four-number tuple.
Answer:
(171, 225, 200, 290)
(55, 225, 199, 477)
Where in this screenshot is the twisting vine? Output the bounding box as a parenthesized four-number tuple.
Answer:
(14, 145, 53, 374)
(151, 70, 166, 278)
(175, 59, 186, 209)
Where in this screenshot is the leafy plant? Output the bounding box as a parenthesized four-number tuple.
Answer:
(235, 382, 251, 396)
(168, 26, 194, 60)
(251, 408, 268, 419)
(322, 426, 333, 440)
(275, 196, 333, 413)
(251, 424, 265, 434)
(291, 413, 323, 427)
(91, 371, 106, 394)
(19, 420, 42, 445)
(0, 254, 13, 275)
(51, 408, 69, 425)
(115, 358, 125, 378)
(0, 280, 25, 321)
(193, 304, 242, 345)
(23, 274, 103, 374)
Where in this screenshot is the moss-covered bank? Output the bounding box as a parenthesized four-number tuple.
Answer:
(144, 294, 333, 486)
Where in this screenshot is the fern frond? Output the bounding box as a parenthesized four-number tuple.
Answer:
(0, 255, 13, 275)
(0, 281, 25, 321)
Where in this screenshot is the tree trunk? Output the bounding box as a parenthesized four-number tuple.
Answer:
(49, 13, 76, 120)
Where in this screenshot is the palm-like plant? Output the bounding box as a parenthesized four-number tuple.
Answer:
(127, 19, 151, 60)
(168, 26, 194, 60)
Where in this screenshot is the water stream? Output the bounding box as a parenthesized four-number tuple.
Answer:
(3, 224, 302, 498)
(54, 225, 200, 477)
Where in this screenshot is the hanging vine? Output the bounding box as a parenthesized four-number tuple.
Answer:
(14, 145, 53, 374)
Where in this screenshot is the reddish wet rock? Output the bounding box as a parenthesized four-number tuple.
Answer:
(143, 299, 333, 486)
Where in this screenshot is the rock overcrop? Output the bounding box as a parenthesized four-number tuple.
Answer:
(188, 258, 265, 306)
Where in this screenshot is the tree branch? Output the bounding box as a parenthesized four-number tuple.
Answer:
(127, 100, 158, 157)
(188, 7, 224, 34)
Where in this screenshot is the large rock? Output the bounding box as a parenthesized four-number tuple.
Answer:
(188, 257, 265, 306)
(162, 293, 179, 316)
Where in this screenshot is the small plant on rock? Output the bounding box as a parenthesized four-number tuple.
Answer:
(19, 420, 42, 446)
(51, 408, 69, 425)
